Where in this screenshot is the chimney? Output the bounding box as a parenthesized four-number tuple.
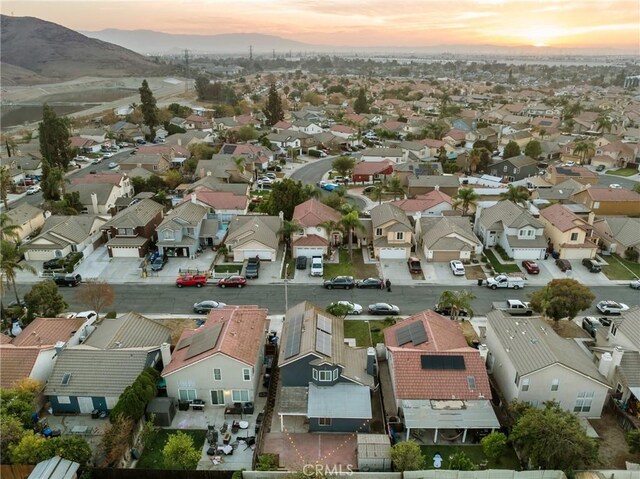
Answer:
(478, 344, 489, 363)
(191, 193, 197, 204)
(55, 341, 65, 355)
(587, 211, 595, 225)
(598, 351, 613, 379)
(160, 342, 171, 366)
(91, 192, 99, 214)
(366, 347, 377, 376)
(612, 346, 624, 369)
(178, 138, 182, 147)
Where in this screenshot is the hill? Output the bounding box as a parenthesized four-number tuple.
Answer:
(1, 15, 170, 85)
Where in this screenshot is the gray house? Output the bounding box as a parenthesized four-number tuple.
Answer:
(156, 199, 208, 257)
(489, 155, 539, 182)
(277, 301, 376, 433)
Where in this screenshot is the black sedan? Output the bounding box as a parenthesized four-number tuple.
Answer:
(433, 305, 469, 317)
(193, 300, 227, 314)
(296, 256, 307, 270)
(356, 277, 384, 289)
(368, 303, 400, 315)
(323, 276, 355, 289)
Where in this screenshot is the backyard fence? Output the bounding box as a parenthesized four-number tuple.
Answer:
(88, 469, 235, 479)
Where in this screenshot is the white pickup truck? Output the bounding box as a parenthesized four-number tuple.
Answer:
(310, 256, 323, 277)
(486, 273, 526, 290)
(492, 299, 533, 316)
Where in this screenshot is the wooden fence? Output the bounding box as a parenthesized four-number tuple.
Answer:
(0, 464, 35, 479)
(88, 468, 235, 479)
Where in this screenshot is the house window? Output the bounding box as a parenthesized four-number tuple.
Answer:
(186, 227, 195, 236)
(514, 373, 519, 385)
(503, 165, 508, 173)
(521, 378, 530, 392)
(210, 390, 224, 405)
(153, 165, 159, 171)
(231, 390, 249, 402)
(242, 368, 251, 381)
(117, 228, 134, 236)
(333, 368, 338, 381)
(611, 324, 617, 336)
(593, 202, 600, 209)
(551, 379, 559, 391)
(375, 228, 383, 236)
(318, 418, 332, 427)
(298, 229, 304, 236)
(213, 369, 221, 381)
(570, 232, 579, 241)
(574, 391, 594, 413)
(318, 370, 332, 382)
(396, 232, 404, 241)
(164, 229, 175, 240)
(312, 369, 318, 381)
(178, 389, 197, 402)
(467, 376, 476, 389)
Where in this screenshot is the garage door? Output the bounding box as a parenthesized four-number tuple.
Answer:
(111, 246, 141, 258)
(77, 397, 95, 414)
(379, 247, 407, 259)
(561, 248, 590, 260)
(242, 250, 273, 261)
(430, 250, 461, 262)
(294, 246, 325, 258)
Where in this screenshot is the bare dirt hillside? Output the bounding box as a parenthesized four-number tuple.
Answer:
(1, 15, 172, 85)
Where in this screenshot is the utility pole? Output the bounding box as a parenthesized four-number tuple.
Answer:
(184, 49, 190, 93)
(249, 45, 253, 61)
(272, 49, 275, 60)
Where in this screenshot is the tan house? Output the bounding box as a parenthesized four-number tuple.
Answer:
(407, 176, 460, 197)
(546, 166, 599, 186)
(5, 203, 46, 241)
(571, 187, 640, 216)
(592, 217, 640, 261)
(369, 203, 413, 259)
(291, 199, 342, 258)
(119, 154, 172, 174)
(538, 204, 597, 260)
(225, 215, 281, 262)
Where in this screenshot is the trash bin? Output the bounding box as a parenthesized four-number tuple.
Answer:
(477, 279, 483, 286)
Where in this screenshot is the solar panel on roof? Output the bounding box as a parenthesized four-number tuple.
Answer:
(395, 326, 412, 346)
(395, 321, 427, 347)
(283, 312, 304, 359)
(316, 330, 332, 356)
(317, 315, 332, 334)
(421, 355, 466, 370)
(176, 336, 193, 351)
(185, 324, 223, 360)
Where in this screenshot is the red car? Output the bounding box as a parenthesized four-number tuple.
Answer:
(176, 274, 208, 288)
(521, 260, 540, 274)
(218, 275, 247, 288)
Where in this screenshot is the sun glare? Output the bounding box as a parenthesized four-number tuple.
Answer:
(523, 25, 562, 47)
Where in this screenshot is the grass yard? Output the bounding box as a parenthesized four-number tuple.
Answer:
(606, 168, 638, 177)
(323, 249, 379, 279)
(601, 254, 640, 280)
(420, 444, 521, 470)
(484, 250, 522, 274)
(214, 264, 242, 274)
(343, 319, 394, 347)
(136, 429, 206, 470)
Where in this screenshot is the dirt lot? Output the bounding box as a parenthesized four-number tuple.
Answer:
(160, 317, 199, 345)
(543, 318, 591, 338)
(465, 264, 487, 280)
(590, 407, 640, 467)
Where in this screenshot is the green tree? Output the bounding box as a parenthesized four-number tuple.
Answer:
(370, 183, 386, 205)
(278, 219, 301, 250)
(437, 290, 475, 321)
(633, 183, 640, 194)
(0, 166, 11, 210)
(139, 80, 160, 140)
(524, 140, 542, 159)
(499, 184, 529, 206)
(332, 156, 356, 180)
(390, 441, 424, 472)
(256, 453, 279, 471)
(1, 241, 37, 304)
(452, 188, 479, 216)
(447, 451, 477, 470)
(0, 414, 26, 460)
(163, 431, 201, 470)
(510, 402, 598, 473)
(595, 114, 614, 134)
(626, 429, 640, 454)
(236, 125, 259, 142)
(354, 87, 370, 114)
(0, 213, 21, 242)
(163, 170, 184, 190)
(48, 435, 92, 464)
(340, 210, 365, 262)
(0, 388, 37, 428)
(573, 141, 595, 165)
(502, 140, 521, 159)
(23, 280, 68, 321)
(529, 278, 595, 320)
(325, 303, 352, 318)
(258, 178, 310, 220)
(39, 104, 72, 170)
(41, 165, 66, 201)
(386, 175, 404, 200)
(99, 415, 134, 467)
(9, 432, 50, 464)
(263, 83, 284, 127)
(481, 431, 507, 462)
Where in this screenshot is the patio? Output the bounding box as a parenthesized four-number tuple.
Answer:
(262, 432, 357, 471)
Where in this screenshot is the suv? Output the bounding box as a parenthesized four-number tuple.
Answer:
(582, 258, 602, 273)
(555, 258, 572, 272)
(407, 257, 422, 274)
(310, 256, 323, 277)
(176, 275, 208, 288)
(53, 273, 82, 287)
(150, 256, 167, 272)
(596, 300, 629, 315)
(245, 257, 260, 279)
(323, 276, 355, 289)
(43, 258, 65, 271)
(450, 260, 465, 276)
(296, 256, 307, 270)
(582, 317, 606, 338)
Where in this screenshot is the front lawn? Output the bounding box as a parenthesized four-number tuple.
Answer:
(606, 168, 638, 177)
(343, 319, 394, 347)
(214, 264, 242, 274)
(323, 249, 379, 279)
(601, 254, 640, 280)
(420, 444, 521, 470)
(136, 429, 206, 470)
(484, 250, 522, 274)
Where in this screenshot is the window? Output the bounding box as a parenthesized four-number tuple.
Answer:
(231, 390, 249, 402)
(574, 391, 594, 413)
(210, 390, 224, 405)
(333, 368, 339, 381)
(178, 389, 197, 402)
(611, 324, 617, 336)
(551, 379, 559, 391)
(375, 228, 383, 236)
(521, 378, 530, 392)
(570, 232, 579, 241)
(396, 232, 404, 240)
(57, 396, 71, 404)
(186, 227, 195, 236)
(117, 228, 134, 236)
(164, 229, 174, 240)
(213, 369, 221, 381)
(318, 370, 332, 382)
(514, 373, 520, 385)
(312, 369, 318, 381)
(467, 376, 476, 389)
(593, 202, 600, 209)
(318, 418, 332, 426)
(503, 165, 508, 172)
(242, 368, 251, 381)
(61, 373, 72, 385)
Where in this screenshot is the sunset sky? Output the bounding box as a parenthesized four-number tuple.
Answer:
(2, 0, 639, 49)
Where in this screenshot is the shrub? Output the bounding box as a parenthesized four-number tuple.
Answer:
(105, 311, 117, 319)
(625, 249, 639, 262)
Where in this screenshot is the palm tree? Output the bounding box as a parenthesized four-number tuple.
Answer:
(452, 188, 480, 216)
(499, 184, 529, 206)
(233, 156, 246, 175)
(437, 290, 476, 322)
(371, 183, 386, 205)
(340, 210, 365, 261)
(0, 240, 36, 304)
(303, 184, 321, 199)
(0, 166, 11, 210)
(467, 149, 481, 174)
(278, 219, 301, 250)
(320, 219, 342, 250)
(386, 175, 405, 200)
(595, 115, 615, 134)
(573, 141, 595, 165)
(0, 213, 21, 242)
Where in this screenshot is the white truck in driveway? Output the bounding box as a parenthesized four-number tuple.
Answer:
(492, 299, 533, 316)
(486, 273, 526, 290)
(310, 256, 323, 277)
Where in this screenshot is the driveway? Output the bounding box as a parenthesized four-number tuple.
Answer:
(379, 259, 413, 283)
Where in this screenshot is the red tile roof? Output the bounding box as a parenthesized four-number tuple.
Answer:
(539, 204, 588, 232)
(330, 125, 357, 134)
(352, 160, 394, 176)
(274, 120, 293, 130)
(162, 306, 268, 375)
(11, 317, 85, 347)
(189, 190, 248, 210)
(420, 139, 446, 148)
(0, 346, 40, 388)
(137, 145, 190, 157)
(444, 129, 467, 141)
(585, 187, 640, 202)
(0, 333, 12, 344)
(293, 234, 329, 247)
(384, 310, 492, 400)
(293, 199, 341, 227)
(391, 190, 453, 212)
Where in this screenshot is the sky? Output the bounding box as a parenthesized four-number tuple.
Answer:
(2, 0, 639, 49)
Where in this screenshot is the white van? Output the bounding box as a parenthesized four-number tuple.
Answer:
(310, 256, 323, 277)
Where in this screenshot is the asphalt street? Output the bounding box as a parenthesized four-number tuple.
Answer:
(14, 282, 639, 317)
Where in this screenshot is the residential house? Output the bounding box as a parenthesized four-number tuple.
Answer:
(384, 310, 498, 442)
(292, 199, 342, 258)
(407, 176, 460, 197)
(500, 130, 534, 150)
(595, 140, 638, 168)
(119, 154, 172, 175)
(291, 120, 323, 135)
(162, 306, 269, 407)
(266, 133, 302, 155)
(391, 190, 454, 220)
(78, 128, 108, 145)
(277, 129, 315, 150)
(100, 199, 164, 258)
(360, 148, 404, 164)
(485, 311, 610, 418)
(187, 188, 249, 229)
(164, 131, 216, 149)
(186, 178, 250, 197)
(156, 200, 208, 258)
(330, 124, 358, 142)
(475, 201, 547, 260)
(571, 186, 640, 216)
(546, 166, 599, 186)
(24, 215, 108, 261)
(417, 216, 483, 262)
(394, 162, 443, 187)
(273, 120, 293, 132)
(169, 117, 188, 129)
(13, 154, 43, 177)
(418, 139, 449, 158)
(45, 312, 170, 413)
(5, 203, 46, 241)
(351, 160, 394, 184)
(488, 155, 539, 182)
(185, 115, 212, 131)
(277, 301, 376, 433)
(442, 129, 466, 147)
(465, 127, 499, 148)
(196, 155, 253, 184)
(220, 143, 273, 170)
(369, 203, 413, 259)
(225, 215, 281, 262)
(70, 136, 102, 154)
(592, 217, 640, 261)
(530, 179, 585, 204)
(66, 183, 122, 216)
(538, 204, 597, 260)
(135, 144, 190, 169)
(399, 141, 429, 161)
(70, 172, 134, 201)
(109, 121, 144, 141)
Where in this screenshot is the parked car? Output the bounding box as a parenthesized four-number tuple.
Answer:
(322, 183, 340, 191)
(610, 184, 623, 189)
(218, 275, 247, 288)
(176, 274, 208, 288)
(26, 185, 41, 195)
(450, 260, 465, 276)
(263, 172, 277, 180)
(356, 277, 384, 289)
(555, 258, 572, 272)
(630, 279, 640, 290)
(582, 316, 606, 338)
(323, 276, 355, 289)
(91, 158, 102, 164)
(407, 257, 422, 274)
(102, 152, 114, 159)
(582, 258, 602, 273)
(296, 256, 307, 270)
(596, 300, 629, 315)
(108, 162, 118, 169)
(564, 161, 576, 167)
(75, 155, 89, 162)
(257, 177, 273, 186)
(193, 300, 227, 314)
(136, 139, 147, 145)
(362, 186, 376, 194)
(595, 164, 606, 172)
(43, 258, 65, 270)
(329, 301, 363, 315)
(245, 257, 260, 279)
(368, 303, 400, 315)
(150, 256, 167, 271)
(433, 304, 469, 317)
(53, 273, 82, 287)
(521, 260, 540, 274)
